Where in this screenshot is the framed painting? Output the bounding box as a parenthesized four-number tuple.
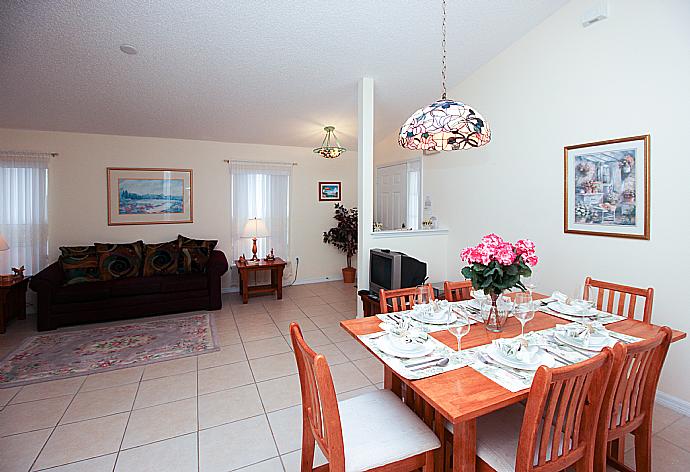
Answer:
(107, 168, 193, 225)
(564, 135, 650, 239)
(318, 181, 341, 201)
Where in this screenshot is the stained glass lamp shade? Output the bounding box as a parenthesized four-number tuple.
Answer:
(399, 99, 491, 151)
(313, 126, 346, 159)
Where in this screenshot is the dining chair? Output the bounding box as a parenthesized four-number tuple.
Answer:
(289, 322, 440, 472)
(594, 327, 672, 472)
(583, 277, 654, 323)
(443, 280, 473, 302)
(379, 284, 435, 314)
(452, 348, 613, 472)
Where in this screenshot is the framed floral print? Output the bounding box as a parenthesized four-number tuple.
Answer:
(318, 181, 341, 201)
(107, 168, 193, 225)
(564, 135, 650, 240)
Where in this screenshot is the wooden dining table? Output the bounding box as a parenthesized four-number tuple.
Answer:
(340, 293, 686, 472)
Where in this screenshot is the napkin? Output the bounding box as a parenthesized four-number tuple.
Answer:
(552, 291, 570, 304)
(492, 338, 539, 363)
(471, 290, 489, 300)
(555, 321, 608, 346)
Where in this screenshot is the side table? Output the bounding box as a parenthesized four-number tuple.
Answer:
(0, 276, 30, 334)
(236, 258, 287, 304)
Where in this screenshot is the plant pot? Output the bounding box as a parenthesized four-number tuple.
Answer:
(342, 267, 356, 284)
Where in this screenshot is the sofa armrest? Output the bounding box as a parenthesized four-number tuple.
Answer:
(206, 250, 228, 310)
(207, 250, 229, 277)
(30, 260, 64, 294)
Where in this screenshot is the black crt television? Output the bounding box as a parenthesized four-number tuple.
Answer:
(369, 248, 427, 294)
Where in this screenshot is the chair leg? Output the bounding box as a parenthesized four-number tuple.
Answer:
(423, 450, 435, 472)
(634, 421, 653, 472)
(301, 423, 316, 472)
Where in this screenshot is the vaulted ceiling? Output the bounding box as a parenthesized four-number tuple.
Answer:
(0, 1, 568, 149)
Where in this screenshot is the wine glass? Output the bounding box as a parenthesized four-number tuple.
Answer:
(523, 273, 538, 296)
(514, 292, 534, 339)
(448, 311, 471, 352)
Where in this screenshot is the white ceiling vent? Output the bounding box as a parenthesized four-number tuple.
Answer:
(582, 0, 609, 28)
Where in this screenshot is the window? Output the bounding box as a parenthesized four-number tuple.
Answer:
(0, 151, 50, 275)
(229, 161, 292, 280)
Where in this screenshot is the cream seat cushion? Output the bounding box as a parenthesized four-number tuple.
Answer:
(337, 389, 440, 471)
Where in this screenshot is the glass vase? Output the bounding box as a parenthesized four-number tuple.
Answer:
(480, 292, 511, 333)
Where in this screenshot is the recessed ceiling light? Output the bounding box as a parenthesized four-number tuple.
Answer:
(119, 44, 138, 55)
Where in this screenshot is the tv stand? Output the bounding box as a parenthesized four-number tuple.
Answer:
(358, 283, 446, 317)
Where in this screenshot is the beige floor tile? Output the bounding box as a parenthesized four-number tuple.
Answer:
(134, 372, 197, 409)
(267, 309, 308, 322)
(329, 362, 372, 393)
(0, 395, 72, 436)
(34, 453, 117, 471)
(624, 435, 690, 471)
(199, 415, 278, 472)
(249, 352, 297, 382)
(233, 304, 268, 317)
(308, 314, 345, 329)
(274, 318, 317, 335)
(236, 457, 285, 472)
(216, 329, 243, 346)
(197, 361, 254, 395)
(115, 432, 198, 472)
(300, 305, 339, 317)
(267, 405, 302, 454)
(328, 302, 356, 315)
(283, 329, 331, 348)
(352, 357, 384, 384)
(244, 336, 292, 360)
(280, 448, 327, 472)
(263, 300, 299, 312)
(197, 344, 246, 370)
(11, 377, 85, 404)
(142, 356, 197, 380)
(198, 384, 264, 429)
(320, 326, 352, 344)
(294, 297, 327, 309)
(81, 366, 144, 392)
(256, 374, 302, 412)
(658, 415, 690, 449)
(0, 386, 21, 407)
(653, 403, 684, 433)
(336, 385, 379, 401)
(313, 343, 349, 365)
(334, 339, 373, 361)
(60, 383, 138, 424)
(236, 314, 275, 327)
(240, 324, 283, 342)
(0, 428, 52, 472)
(33, 413, 128, 470)
(122, 397, 197, 449)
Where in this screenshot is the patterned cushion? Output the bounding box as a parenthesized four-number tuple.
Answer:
(177, 235, 218, 273)
(95, 241, 144, 281)
(59, 246, 100, 285)
(142, 241, 179, 277)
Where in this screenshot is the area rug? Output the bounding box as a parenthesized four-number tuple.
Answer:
(0, 313, 219, 388)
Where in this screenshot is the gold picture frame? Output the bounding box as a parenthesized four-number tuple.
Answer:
(564, 135, 650, 240)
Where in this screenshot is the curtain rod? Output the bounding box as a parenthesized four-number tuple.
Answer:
(224, 159, 297, 166)
(0, 150, 58, 157)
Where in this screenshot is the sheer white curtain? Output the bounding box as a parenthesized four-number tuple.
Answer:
(229, 161, 292, 284)
(0, 151, 50, 275)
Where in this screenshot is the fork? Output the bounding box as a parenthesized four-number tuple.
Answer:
(476, 352, 531, 382)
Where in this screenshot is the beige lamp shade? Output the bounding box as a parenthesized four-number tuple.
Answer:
(241, 218, 269, 239)
(0, 234, 8, 252)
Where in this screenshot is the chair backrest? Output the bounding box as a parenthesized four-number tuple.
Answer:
(289, 322, 345, 470)
(443, 280, 473, 302)
(583, 277, 654, 323)
(516, 348, 613, 472)
(379, 284, 435, 314)
(598, 327, 671, 443)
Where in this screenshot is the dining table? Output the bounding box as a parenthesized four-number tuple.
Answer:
(339, 292, 686, 472)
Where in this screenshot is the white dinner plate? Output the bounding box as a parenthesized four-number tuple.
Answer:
(485, 344, 556, 371)
(409, 309, 457, 325)
(547, 301, 596, 317)
(554, 331, 611, 352)
(376, 335, 435, 359)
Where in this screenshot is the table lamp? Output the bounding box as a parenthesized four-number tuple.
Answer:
(0, 234, 10, 280)
(241, 218, 269, 263)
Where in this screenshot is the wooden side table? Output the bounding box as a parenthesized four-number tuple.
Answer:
(236, 258, 287, 304)
(0, 276, 30, 334)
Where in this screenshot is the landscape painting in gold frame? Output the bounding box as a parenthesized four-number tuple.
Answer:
(564, 135, 649, 240)
(107, 168, 193, 226)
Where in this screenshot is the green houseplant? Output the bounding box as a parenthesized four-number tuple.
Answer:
(323, 204, 358, 283)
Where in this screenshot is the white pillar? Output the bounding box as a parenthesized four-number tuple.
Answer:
(357, 77, 374, 316)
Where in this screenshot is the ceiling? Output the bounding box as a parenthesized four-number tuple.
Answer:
(0, 1, 568, 149)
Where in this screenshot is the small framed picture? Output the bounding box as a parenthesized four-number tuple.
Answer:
(107, 168, 193, 225)
(318, 181, 341, 201)
(564, 135, 650, 239)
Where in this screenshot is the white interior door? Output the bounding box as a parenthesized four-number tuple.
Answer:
(376, 163, 407, 230)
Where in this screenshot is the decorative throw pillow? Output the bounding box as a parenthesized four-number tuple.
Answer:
(59, 246, 100, 285)
(177, 235, 218, 273)
(142, 241, 179, 277)
(95, 241, 144, 281)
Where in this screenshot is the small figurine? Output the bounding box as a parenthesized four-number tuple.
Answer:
(238, 254, 247, 264)
(265, 248, 275, 261)
(11, 265, 25, 278)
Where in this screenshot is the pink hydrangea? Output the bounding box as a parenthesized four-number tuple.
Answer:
(460, 234, 537, 267)
(495, 242, 516, 265)
(522, 254, 539, 266)
(514, 239, 536, 255)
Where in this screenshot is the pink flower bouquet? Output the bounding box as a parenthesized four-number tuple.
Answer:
(460, 234, 538, 296)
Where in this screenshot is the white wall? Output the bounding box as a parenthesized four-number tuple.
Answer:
(375, 0, 690, 403)
(0, 128, 358, 287)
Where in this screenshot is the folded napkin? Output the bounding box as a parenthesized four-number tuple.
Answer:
(552, 291, 570, 304)
(492, 338, 539, 363)
(555, 321, 609, 346)
(471, 290, 489, 300)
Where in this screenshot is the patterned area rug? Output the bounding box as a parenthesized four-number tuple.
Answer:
(0, 313, 219, 388)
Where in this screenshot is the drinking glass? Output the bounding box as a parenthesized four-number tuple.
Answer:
(514, 292, 534, 338)
(523, 274, 538, 296)
(448, 312, 471, 351)
(416, 285, 431, 321)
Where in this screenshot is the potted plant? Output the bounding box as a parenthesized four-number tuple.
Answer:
(323, 204, 358, 283)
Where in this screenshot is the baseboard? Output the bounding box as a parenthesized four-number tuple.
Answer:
(656, 390, 690, 417)
(221, 275, 346, 294)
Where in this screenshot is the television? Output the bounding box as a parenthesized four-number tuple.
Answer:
(369, 248, 427, 295)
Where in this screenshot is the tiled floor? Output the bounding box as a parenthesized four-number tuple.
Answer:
(1, 280, 689, 471)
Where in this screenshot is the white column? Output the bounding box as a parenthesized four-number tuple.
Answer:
(357, 77, 374, 316)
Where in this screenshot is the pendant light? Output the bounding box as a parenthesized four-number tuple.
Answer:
(313, 126, 346, 159)
(399, 0, 491, 151)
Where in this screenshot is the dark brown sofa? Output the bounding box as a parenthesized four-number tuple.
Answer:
(30, 250, 228, 331)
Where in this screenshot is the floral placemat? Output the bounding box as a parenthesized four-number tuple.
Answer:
(358, 331, 474, 380)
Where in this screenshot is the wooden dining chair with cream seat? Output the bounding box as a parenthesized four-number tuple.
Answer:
(443, 280, 473, 302)
(379, 284, 435, 314)
(594, 327, 672, 472)
(442, 348, 613, 472)
(289, 322, 440, 472)
(584, 277, 654, 323)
